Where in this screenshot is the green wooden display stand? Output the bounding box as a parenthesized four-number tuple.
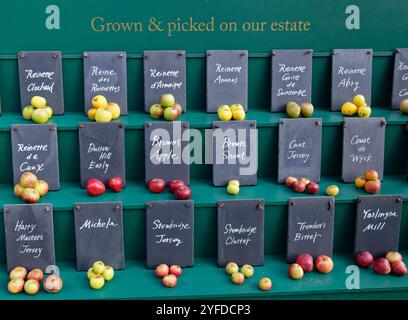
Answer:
(0, 0, 407, 300)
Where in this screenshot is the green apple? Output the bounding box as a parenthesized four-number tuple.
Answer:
(92, 261, 105, 275)
(225, 262, 239, 275)
(227, 183, 240, 195)
(159, 93, 175, 107)
(31, 96, 46, 108)
(150, 104, 164, 119)
(87, 267, 96, 280)
(89, 274, 105, 290)
(95, 108, 112, 122)
(32, 109, 49, 124)
(228, 179, 240, 187)
(22, 106, 34, 120)
(102, 266, 115, 281)
(44, 106, 53, 118)
(240, 264, 254, 278)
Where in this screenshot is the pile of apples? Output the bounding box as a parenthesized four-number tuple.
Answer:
(341, 94, 372, 118)
(87, 261, 115, 290)
(150, 93, 182, 121)
(155, 264, 183, 288)
(226, 179, 240, 195)
(22, 96, 53, 124)
(286, 101, 314, 118)
(355, 251, 407, 276)
(14, 172, 49, 204)
(86, 177, 123, 196)
(284, 176, 319, 194)
(288, 253, 334, 280)
(217, 104, 245, 121)
(354, 169, 381, 194)
(8, 266, 63, 295)
(87, 95, 121, 122)
(148, 178, 192, 200)
(225, 262, 272, 291)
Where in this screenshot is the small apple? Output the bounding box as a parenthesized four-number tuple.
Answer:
(92, 261, 106, 275)
(296, 253, 313, 272)
(315, 255, 334, 273)
(14, 183, 25, 198)
(169, 265, 182, 277)
(258, 277, 272, 291)
(355, 176, 366, 188)
(288, 263, 304, 280)
(231, 272, 245, 285)
(226, 183, 240, 195)
(155, 264, 170, 278)
(285, 176, 298, 187)
(306, 182, 319, 194)
(148, 178, 166, 193)
(364, 169, 379, 181)
(231, 108, 246, 121)
(31, 96, 47, 108)
(163, 106, 179, 121)
(21, 188, 40, 204)
(22, 106, 34, 120)
(87, 267, 96, 280)
(87, 179, 106, 196)
(225, 262, 239, 275)
(240, 264, 254, 278)
(292, 181, 306, 193)
(20, 172, 38, 188)
(174, 185, 192, 200)
(108, 177, 123, 193)
(95, 108, 113, 122)
(228, 179, 240, 187)
(7, 278, 25, 294)
(391, 260, 407, 276)
(218, 108, 232, 121)
(230, 104, 244, 112)
(169, 180, 185, 193)
(364, 180, 381, 194)
(44, 106, 53, 118)
(373, 258, 391, 275)
(386, 251, 403, 264)
(32, 108, 50, 124)
(162, 274, 177, 288)
(150, 104, 164, 119)
(159, 93, 175, 108)
(43, 274, 63, 293)
(102, 266, 115, 281)
(326, 185, 339, 197)
(9, 266, 27, 280)
(34, 180, 49, 196)
(24, 279, 40, 295)
(27, 269, 44, 282)
(106, 102, 121, 119)
(91, 95, 108, 109)
(88, 107, 97, 120)
(173, 103, 183, 116)
(90, 274, 105, 289)
(354, 251, 374, 268)
(299, 178, 310, 185)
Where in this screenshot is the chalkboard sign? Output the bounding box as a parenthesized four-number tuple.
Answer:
(331, 49, 372, 111)
(18, 51, 64, 115)
(206, 50, 248, 112)
(278, 118, 322, 183)
(144, 121, 189, 184)
(212, 120, 257, 187)
(79, 122, 126, 188)
(391, 48, 408, 109)
(146, 200, 194, 268)
(143, 50, 186, 113)
(11, 124, 60, 190)
(3, 204, 56, 272)
(342, 117, 385, 182)
(287, 197, 335, 263)
(354, 195, 403, 257)
(271, 49, 313, 112)
(83, 51, 127, 114)
(217, 199, 264, 267)
(74, 202, 125, 270)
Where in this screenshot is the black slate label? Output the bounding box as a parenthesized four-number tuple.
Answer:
(391, 48, 408, 109)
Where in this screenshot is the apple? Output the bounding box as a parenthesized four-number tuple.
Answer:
(225, 262, 239, 275)
(31, 96, 47, 108)
(386, 251, 403, 264)
(174, 185, 192, 200)
(34, 180, 49, 196)
(169, 265, 182, 277)
(21, 188, 40, 204)
(218, 108, 233, 121)
(285, 176, 298, 187)
(106, 102, 121, 119)
(159, 94, 176, 108)
(9, 266, 27, 280)
(258, 277, 272, 291)
(226, 183, 240, 195)
(326, 185, 340, 197)
(44, 106, 53, 118)
(150, 104, 164, 119)
(24, 279, 40, 295)
(90, 274, 105, 289)
(155, 264, 169, 278)
(228, 179, 240, 186)
(87, 179, 106, 196)
(20, 172, 38, 188)
(292, 181, 306, 193)
(315, 255, 334, 273)
(299, 178, 310, 185)
(364, 169, 379, 181)
(102, 266, 115, 281)
(8, 278, 25, 294)
(173, 103, 183, 116)
(162, 274, 178, 288)
(148, 178, 166, 193)
(288, 263, 304, 280)
(88, 107, 97, 120)
(95, 108, 113, 122)
(22, 106, 34, 120)
(32, 109, 50, 124)
(108, 177, 123, 193)
(391, 260, 407, 276)
(87, 267, 96, 280)
(355, 251, 374, 268)
(14, 183, 25, 198)
(240, 264, 254, 278)
(296, 253, 313, 272)
(306, 182, 319, 194)
(231, 108, 246, 121)
(169, 180, 185, 193)
(231, 272, 245, 285)
(373, 258, 391, 275)
(91, 95, 108, 109)
(93, 261, 106, 275)
(364, 180, 381, 194)
(27, 269, 44, 282)
(354, 176, 366, 189)
(163, 106, 179, 121)
(43, 274, 63, 293)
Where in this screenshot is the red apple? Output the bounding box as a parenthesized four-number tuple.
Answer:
(364, 179, 381, 194)
(285, 176, 298, 187)
(14, 183, 25, 198)
(21, 188, 40, 204)
(163, 106, 179, 121)
(225, 262, 239, 275)
(174, 185, 192, 200)
(24, 279, 40, 295)
(373, 258, 391, 275)
(27, 269, 44, 282)
(162, 274, 177, 288)
(292, 181, 306, 193)
(354, 251, 374, 268)
(148, 178, 166, 193)
(150, 104, 164, 119)
(43, 274, 63, 293)
(306, 182, 319, 194)
(258, 277, 272, 291)
(231, 272, 245, 285)
(169, 180, 185, 193)
(391, 260, 407, 276)
(173, 103, 183, 116)
(9, 266, 27, 280)
(108, 177, 123, 193)
(8, 278, 25, 294)
(87, 179, 105, 196)
(296, 253, 313, 272)
(34, 180, 49, 196)
(386, 251, 403, 264)
(315, 255, 334, 273)
(20, 172, 38, 188)
(169, 265, 182, 277)
(87, 178, 100, 186)
(364, 169, 379, 181)
(299, 177, 310, 185)
(288, 263, 304, 280)
(155, 264, 169, 278)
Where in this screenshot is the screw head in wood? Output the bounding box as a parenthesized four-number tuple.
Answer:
(332, 50, 337, 55)
(146, 122, 152, 127)
(83, 53, 88, 58)
(307, 49, 313, 55)
(119, 53, 124, 58)
(315, 120, 321, 126)
(381, 120, 386, 127)
(396, 197, 402, 203)
(185, 202, 191, 207)
(367, 50, 371, 55)
(45, 207, 51, 212)
(115, 205, 121, 210)
(218, 202, 224, 208)
(257, 203, 264, 211)
(343, 120, 348, 128)
(75, 205, 81, 210)
(52, 53, 59, 59)
(119, 122, 125, 128)
(178, 52, 184, 57)
(20, 52, 27, 59)
(147, 203, 152, 209)
(290, 201, 295, 206)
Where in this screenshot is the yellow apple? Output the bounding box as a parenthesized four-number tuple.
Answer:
(91, 95, 108, 109)
(105, 102, 121, 119)
(232, 109, 246, 121)
(353, 94, 366, 107)
(87, 107, 97, 120)
(44, 106, 53, 118)
(22, 106, 34, 120)
(95, 108, 112, 122)
(32, 109, 50, 124)
(31, 96, 46, 108)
